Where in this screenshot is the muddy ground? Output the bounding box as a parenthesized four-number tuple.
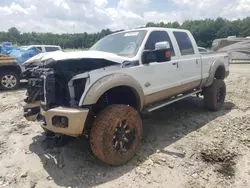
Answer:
(0, 64, 250, 188)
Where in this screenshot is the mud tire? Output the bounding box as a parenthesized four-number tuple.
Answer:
(90, 104, 142, 165)
(204, 79, 226, 111)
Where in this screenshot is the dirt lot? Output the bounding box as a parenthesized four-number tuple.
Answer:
(0, 64, 250, 188)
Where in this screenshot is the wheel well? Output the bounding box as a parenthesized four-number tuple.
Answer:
(214, 66, 225, 79)
(93, 86, 140, 114)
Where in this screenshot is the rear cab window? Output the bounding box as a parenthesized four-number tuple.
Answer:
(145, 31, 176, 57)
(173, 31, 195, 56)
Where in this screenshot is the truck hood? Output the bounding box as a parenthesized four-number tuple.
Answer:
(23, 50, 129, 67)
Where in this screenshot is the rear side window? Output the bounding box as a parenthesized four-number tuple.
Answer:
(45, 47, 60, 52)
(173, 31, 194, 55)
(145, 31, 175, 56)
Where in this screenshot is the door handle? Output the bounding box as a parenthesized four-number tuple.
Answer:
(172, 62, 179, 68)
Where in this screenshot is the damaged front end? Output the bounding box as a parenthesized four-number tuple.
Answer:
(23, 69, 45, 121)
(23, 56, 120, 136)
(23, 67, 71, 121)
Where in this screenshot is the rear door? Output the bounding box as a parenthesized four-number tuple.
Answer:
(172, 31, 202, 86)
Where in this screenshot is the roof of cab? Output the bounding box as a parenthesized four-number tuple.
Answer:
(118, 27, 189, 33)
(107, 27, 190, 37)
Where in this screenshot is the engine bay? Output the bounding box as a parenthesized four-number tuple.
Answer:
(23, 58, 120, 110)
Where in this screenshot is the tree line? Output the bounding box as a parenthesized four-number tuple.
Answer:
(1, 17, 250, 49)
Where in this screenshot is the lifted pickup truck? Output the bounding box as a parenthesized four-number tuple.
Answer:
(23, 27, 229, 165)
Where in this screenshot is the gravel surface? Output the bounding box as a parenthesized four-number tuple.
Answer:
(0, 64, 250, 188)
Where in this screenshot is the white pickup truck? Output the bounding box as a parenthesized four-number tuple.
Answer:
(23, 27, 229, 165)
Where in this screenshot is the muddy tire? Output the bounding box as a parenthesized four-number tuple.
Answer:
(0, 71, 20, 90)
(204, 79, 226, 111)
(90, 104, 142, 165)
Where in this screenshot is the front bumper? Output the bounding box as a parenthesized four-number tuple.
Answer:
(24, 104, 89, 137)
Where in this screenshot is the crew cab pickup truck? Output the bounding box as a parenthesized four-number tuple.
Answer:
(23, 27, 229, 165)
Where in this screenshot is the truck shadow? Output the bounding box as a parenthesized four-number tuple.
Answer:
(29, 97, 235, 188)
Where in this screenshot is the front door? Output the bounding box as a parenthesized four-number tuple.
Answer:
(141, 30, 180, 95)
(114, 30, 182, 105)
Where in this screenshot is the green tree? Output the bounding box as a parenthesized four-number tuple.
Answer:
(0, 17, 250, 49)
(8, 27, 20, 38)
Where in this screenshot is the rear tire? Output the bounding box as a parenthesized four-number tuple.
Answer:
(204, 79, 226, 111)
(90, 104, 142, 165)
(0, 71, 20, 90)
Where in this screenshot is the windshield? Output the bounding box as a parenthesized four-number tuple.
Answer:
(89, 30, 147, 57)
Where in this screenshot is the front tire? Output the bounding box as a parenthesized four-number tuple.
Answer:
(90, 104, 142, 165)
(204, 79, 226, 111)
(0, 71, 20, 90)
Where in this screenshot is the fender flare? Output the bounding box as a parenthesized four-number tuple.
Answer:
(205, 60, 225, 87)
(79, 73, 145, 111)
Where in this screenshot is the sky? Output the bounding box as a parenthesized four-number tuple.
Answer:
(0, 0, 249, 33)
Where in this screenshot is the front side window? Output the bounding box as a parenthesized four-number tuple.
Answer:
(173, 31, 195, 55)
(89, 30, 147, 57)
(145, 31, 175, 56)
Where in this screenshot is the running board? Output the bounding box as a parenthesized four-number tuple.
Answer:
(145, 89, 202, 112)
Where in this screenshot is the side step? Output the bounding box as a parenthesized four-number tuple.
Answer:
(145, 89, 202, 112)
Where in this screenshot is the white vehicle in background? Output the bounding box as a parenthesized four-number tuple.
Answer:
(20, 45, 62, 53)
(23, 27, 229, 165)
(20, 45, 62, 73)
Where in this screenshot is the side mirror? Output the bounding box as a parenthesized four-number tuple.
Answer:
(155, 41, 170, 50)
(142, 41, 171, 65)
